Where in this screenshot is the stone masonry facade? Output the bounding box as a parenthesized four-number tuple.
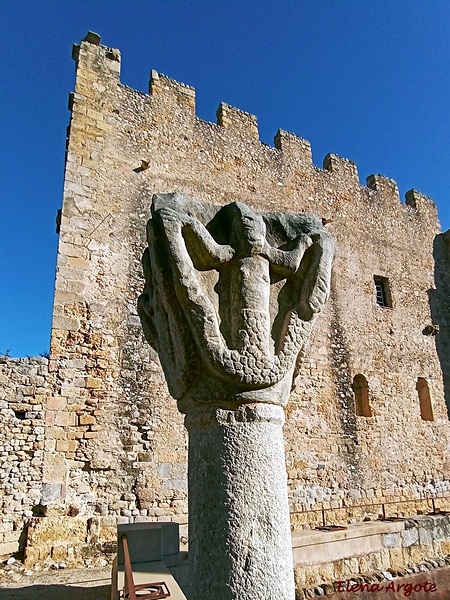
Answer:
(0, 357, 48, 557)
(2, 32, 450, 565)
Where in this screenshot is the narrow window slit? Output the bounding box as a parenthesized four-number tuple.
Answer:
(352, 374, 372, 417)
(416, 378, 434, 421)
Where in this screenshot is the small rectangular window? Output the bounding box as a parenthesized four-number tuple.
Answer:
(374, 276, 392, 308)
(416, 378, 434, 421)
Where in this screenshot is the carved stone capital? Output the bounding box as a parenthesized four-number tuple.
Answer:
(138, 193, 334, 412)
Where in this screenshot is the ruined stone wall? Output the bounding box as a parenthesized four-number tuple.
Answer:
(2, 32, 450, 563)
(0, 356, 48, 558)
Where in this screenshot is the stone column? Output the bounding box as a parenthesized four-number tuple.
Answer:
(138, 193, 334, 600)
(186, 404, 293, 599)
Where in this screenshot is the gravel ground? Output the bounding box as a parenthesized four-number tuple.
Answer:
(0, 566, 112, 600)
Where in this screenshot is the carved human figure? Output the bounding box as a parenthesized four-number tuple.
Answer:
(139, 194, 334, 410)
(138, 193, 334, 600)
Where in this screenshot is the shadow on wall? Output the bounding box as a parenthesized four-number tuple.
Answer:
(429, 231, 450, 419)
(328, 279, 363, 482)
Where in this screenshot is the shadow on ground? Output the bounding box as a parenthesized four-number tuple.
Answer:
(0, 582, 110, 600)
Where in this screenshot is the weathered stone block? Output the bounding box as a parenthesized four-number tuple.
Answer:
(41, 482, 64, 504)
(23, 546, 41, 566)
(304, 565, 321, 587)
(294, 566, 307, 588)
(418, 526, 434, 545)
(27, 517, 86, 547)
(85, 377, 101, 389)
(317, 561, 334, 583)
(51, 544, 69, 561)
(0, 522, 14, 533)
(78, 414, 96, 425)
(382, 532, 402, 548)
(389, 547, 406, 571)
(52, 316, 80, 331)
(55, 412, 76, 427)
(401, 528, 419, 547)
(0, 541, 20, 558)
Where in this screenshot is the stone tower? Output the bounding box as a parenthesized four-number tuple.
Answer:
(1, 32, 450, 574)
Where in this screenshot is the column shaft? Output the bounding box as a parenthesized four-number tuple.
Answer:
(185, 403, 295, 600)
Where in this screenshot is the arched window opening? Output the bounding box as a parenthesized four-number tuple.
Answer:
(416, 378, 434, 421)
(352, 374, 372, 417)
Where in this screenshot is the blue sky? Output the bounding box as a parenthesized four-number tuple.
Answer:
(1, 1, 450, 357)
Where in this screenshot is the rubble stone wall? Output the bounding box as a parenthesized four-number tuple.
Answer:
(0, 357, 48, 558)
(2, 32, 450, 564)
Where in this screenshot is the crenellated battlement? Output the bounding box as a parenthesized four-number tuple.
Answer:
(72, 32, 121, 75)
(405, 188, 436, 211)
(67, 31, 439, 232)
(149, 70, 195, 111)
(323, 153, 360, 186)
(274, 130, 313, 166)
(216, 102, 259, 140)
(366, 173, 400, 202)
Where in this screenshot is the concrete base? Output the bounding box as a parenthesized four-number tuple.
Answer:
(292, 520, 404, 566)
(111, 523, 188, 600)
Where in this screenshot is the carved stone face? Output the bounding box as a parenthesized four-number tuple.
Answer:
(229, 203, 267, 257)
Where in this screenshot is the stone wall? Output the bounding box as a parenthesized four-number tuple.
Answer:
(293, 514, 450, 596)
(1, 31, 450, 564)
(0, 356, 48, 558)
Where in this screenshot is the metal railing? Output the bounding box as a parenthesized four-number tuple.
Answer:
(291, 494, 450, 528)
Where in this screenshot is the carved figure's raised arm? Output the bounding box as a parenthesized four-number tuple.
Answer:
(299, 231, 334, 319)
(156, 207, 234, 271)
(263, 234, 313, 279)
(274, 230, 334, 329)
(182, 217, 234, 271)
